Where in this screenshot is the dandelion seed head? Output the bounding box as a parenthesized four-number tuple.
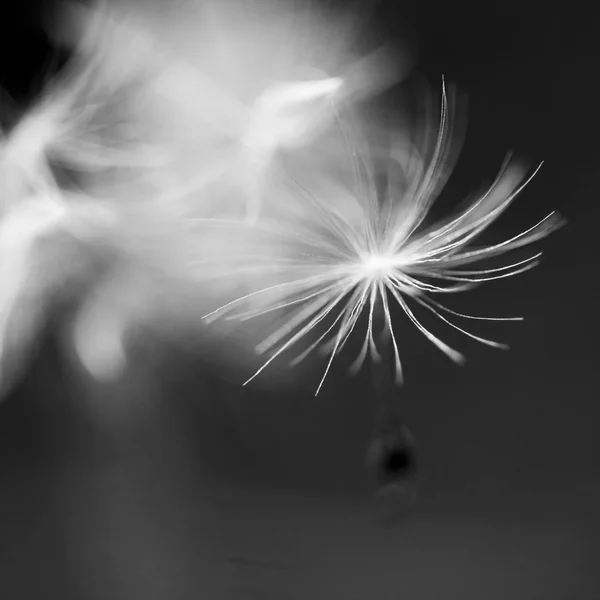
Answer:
(202, 77, 564, 394)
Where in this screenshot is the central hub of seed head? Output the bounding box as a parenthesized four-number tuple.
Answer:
(362, 254, 394, 277)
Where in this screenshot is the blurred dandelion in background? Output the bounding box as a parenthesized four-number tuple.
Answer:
(0, 0, 403, 396)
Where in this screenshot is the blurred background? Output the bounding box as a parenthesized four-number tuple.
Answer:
(1, 1, 598, 599)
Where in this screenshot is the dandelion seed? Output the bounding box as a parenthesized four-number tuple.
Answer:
(368, 420, 419, 524)
(203, 79, 564, 395)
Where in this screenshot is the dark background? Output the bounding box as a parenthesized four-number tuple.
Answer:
(0, 2, 598, 599)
